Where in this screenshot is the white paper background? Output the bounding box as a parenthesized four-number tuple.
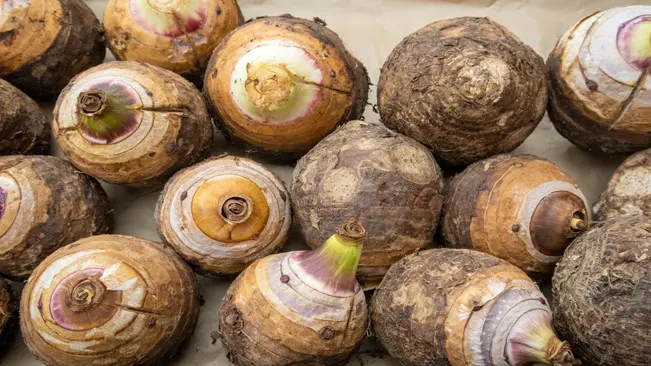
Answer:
(2, 0, 642, 365)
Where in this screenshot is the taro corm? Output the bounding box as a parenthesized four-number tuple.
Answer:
(0, 0, 105, 100)
(20, 235, 200, 366)
(442, 154, 589, 279)
(372, 248, 576, 366)
(0, 278, 16, 351)
(53, 61, 213, 186)
(548, 6, 651, 154)
(0, 156, 112, 281)
(0, 80, 49, 156)
(203, 15, 369, 159)
(219, 221, 368, 365)
(156, 155, 292, 276)
(291, 120, 445, 288)
(104, 0, 243, 86)
(594, 148, 651, 221)
(553, 216, 651, 366)
(378, 17, 547, 168)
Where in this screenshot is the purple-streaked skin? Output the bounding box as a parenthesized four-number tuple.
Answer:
(0, 186, 6, 220)
(75, 80, 143, 145)
(129, 0, 207, 37)
(49, 268, 122, 331)
(617, 15, 651, 71)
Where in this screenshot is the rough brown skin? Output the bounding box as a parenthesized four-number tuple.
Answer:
(0, 277, 17, 351)
(0, 156, 112, 281)
(371, 248, 566, 366)
(377, 17, 547, 167)
(20, 235, 200, 366)
(0, 0, 106, 100)
(204, 14, 370, 160)
(593, 148, 651, 221)
(442, 154, 589, 278)
(104, 0, 244, 88)
(0, 80, 49, 155)
(53, 61, 214, 187)
(553, 216, 651, 366)
(291, 120, 445, 287)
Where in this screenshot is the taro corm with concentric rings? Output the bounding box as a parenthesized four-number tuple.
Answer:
(21, 235, 200, 366)
(0, 80, 49, 156)
(219, 221, 368, 365)
(156, 155, 292, 276)
(0, 156, 112, 281)
(372, 248, 576, 366)
(378, 17, 547, 167)
(53, 61, 213, 187)
(548, 6, 651, 154)
(442, 154, 589, 279)
(0, 0, 105, 100)
(104, 0, 243, 86)
(203, 15, 369, 159)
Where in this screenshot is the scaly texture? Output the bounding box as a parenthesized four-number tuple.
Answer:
(219, 224, 368, 366)
(553, 216, 651, 366)
(53, 61, 213, 187)
(0, 0, 105, 100)
(378, 17, 547, 167)
(20, 235, 200, 366)
(0, 277, 17, 351)
(104, 0, 244, 86)
(204, 14, 369, 159)
(156, 155, 292, 276)
(291, 120, 445, 287)
(372, 248, 574, 366)
(0, 80, 49, 155)
(547, 6, 651, 154)
(442, 154, 589, 278)
(593, 148, 651, 221)
(0, 156, 112, 281)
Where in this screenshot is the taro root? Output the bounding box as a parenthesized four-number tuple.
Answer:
(372, 248, 575, 366)
(219, 221, 368, 365)
(553, 216, 651, 366)
(548, 6, 651, 154)
(104, 0, 244, 86)
(291, 120, 445, 288)
(156, 155, 291, 276)
(442, 154, 589, 278)
(377, 17, 547, 167)
(594, 148, 651, 221)
(0, 278, 16, 349)
(0, 80, 49, 155)
(21, 235, 200, 366)
(0, 0, 105, 100)
(53, 61, 213, 186)
(203, 15, 369, 158)
(0, 156, 112, 281)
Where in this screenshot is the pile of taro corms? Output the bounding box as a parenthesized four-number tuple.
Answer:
(1, 1, 651, 365)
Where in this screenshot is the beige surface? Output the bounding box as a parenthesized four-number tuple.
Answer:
(2, 0, 640, 365)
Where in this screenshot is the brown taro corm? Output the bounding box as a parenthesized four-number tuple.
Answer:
(378, 17, 547, 167)
(219, 221, 368, 366)
(0, 278, 16, 352)
(156, 155, 292, 277)
(442, 153, 589, 279)
(547, 6, 651, 154)
(203, 15, 369, 160)
(53, 61, 213, 187)
(21, 235, 200, 366)
(0, 0, 105, 100)
(553, 216, 651, 366)
(104, 0, 244, 87)
(291, 120, 445, 288)
(0, 156, 112, 281)
(0, 80, 49, 156)
(372, 248, 576, 366)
